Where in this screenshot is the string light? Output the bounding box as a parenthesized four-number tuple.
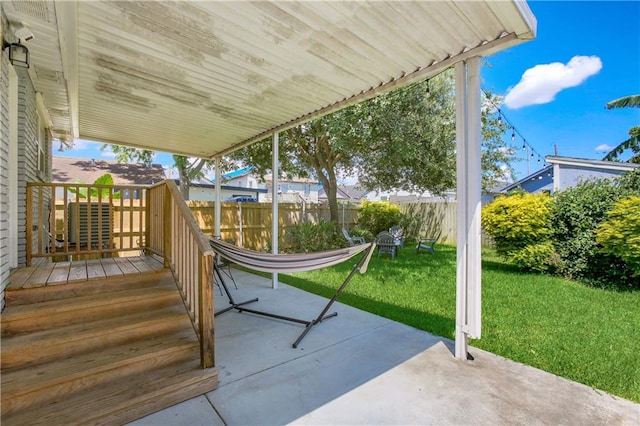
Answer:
(482, 88, 547, 176)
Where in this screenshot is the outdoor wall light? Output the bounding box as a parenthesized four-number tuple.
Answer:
(3, 40, 30, 68)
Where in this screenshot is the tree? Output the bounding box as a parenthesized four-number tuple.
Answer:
(603, 94, 640, 163)
(103, 145, 217, 200)
(231, 70, 515, 222)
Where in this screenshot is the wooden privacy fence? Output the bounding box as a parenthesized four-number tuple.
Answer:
(399, 201, 494, 248)
(188, 201, 359, 251)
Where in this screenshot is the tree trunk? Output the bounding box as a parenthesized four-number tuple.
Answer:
(178, 169, 190, 200)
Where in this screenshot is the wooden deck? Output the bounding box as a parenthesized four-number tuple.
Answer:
(2, 256, 219, 425)
(8, 255, 165, 290)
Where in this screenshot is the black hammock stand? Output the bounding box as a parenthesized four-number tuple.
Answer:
(209, 238, 376, 348)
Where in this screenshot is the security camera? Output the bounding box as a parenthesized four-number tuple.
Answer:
(15, 26, 34, 42)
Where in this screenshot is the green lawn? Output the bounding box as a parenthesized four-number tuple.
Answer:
(273, 244, 640, 403)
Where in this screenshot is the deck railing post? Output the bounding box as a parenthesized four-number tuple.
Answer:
(144, 187, 151, 255)
(199, 253, 215, 368)
(163, 184, 172, 268)
(26, 184, 33, 266)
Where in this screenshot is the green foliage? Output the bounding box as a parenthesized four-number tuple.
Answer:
(481, 192, 552, 265)
(230, 71, 517, 222)
(596, 196, 640, 276)
(68, 173, 121, 200)
(509, 241, 559, 273)
(550, 173, 639, 290)
(356, 201, 405, 236)
(285, 221, 344, 253)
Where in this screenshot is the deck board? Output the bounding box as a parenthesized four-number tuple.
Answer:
(23, 265, 55, 289)
(68, 261, 88, 283)
(47, 262, 71, 284)
(8, 268, 37, 290)
(114, 258, 139, 275)
(101, 258, 125, 277)
(86, 259, 106, 280)
(8, 256, 166, 289)
(128, 258, 154, 273)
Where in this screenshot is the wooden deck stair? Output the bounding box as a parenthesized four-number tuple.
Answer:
(1, 270, 219, 426)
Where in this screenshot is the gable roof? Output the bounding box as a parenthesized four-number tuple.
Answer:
(501, 165, 553, 193)
(52, 156, 166, 185)
(3, 1, 535, 158)
(546, 155, 640, 171)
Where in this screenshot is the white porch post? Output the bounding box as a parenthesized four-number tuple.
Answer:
(214, 157, 221, 240)
(271, 132, 279, 289)
(455, 57, 482, 360)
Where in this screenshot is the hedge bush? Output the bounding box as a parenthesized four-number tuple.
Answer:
(550, 171, 639, 289)
(596, 196, 640, 277)
(285, 220, 344, 253)
(356, 201, 405, 236)
(481, 192, 554, 271)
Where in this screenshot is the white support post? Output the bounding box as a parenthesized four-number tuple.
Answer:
(271, 132, 279, 289)
(214, 157, 222, 266)
(455, 57, 482, 360)
(214, 157, 221, 240)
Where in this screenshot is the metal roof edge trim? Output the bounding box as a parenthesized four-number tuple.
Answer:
(213, 32, 524, 159)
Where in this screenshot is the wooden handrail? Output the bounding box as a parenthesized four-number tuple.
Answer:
(160, 179, 215, 368)
(164, 180, 214, 256)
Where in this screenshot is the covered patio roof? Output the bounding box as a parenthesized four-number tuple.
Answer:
(3, 0, 535, 157)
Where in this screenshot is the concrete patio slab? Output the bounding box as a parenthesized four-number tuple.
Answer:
(129, 269, 639, 426)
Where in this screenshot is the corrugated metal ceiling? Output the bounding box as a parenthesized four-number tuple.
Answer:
(2, 1, 536, 158)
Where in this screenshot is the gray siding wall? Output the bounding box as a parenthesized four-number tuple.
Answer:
(1, 12, 52, 308)
(0, 19, 9, 309)
(558, 165, 627, 191)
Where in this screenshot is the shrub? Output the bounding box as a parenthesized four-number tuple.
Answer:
(596, 196, 640, 278)
(357, 201, 405, 236)
(481, 192, 553, 270)
(509, 241, 559, 273)
(285, 220, 344, 253)
(550, 173, 639, 289)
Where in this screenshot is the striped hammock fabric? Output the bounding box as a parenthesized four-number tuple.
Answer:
(209, 238, 376, 274)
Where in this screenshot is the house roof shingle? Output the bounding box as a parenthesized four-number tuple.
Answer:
(52, 157, 166, 185)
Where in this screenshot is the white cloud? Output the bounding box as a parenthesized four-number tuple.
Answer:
(504, 55, 602, 109)
(596, 144, 614, 152)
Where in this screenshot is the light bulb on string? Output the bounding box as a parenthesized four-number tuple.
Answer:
(537, 157, 541, 164)
(511, 129, 515, 141)
(531, 151, 534, 159)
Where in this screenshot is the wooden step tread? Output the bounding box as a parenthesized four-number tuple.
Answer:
(2, 283, 180, 336)
(2, 306, 192, 372)
(5, 270, 174, 307)
(1, 360, 219, 426)
(1, 328, 199, 416)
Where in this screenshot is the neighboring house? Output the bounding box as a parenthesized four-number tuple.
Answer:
(52, 156, 166, 198)
(317, 185, 357, 203)
(362, 188, 456, 203)
(501, 156, 639, 194)
(180, 176, 267, 202)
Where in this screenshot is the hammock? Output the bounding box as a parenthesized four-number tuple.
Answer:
(209, 238, 377, 348)
(208, 238, 374, 273)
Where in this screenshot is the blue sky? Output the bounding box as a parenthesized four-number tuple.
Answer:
(482, 0, 640, 179)
(61, 1, 639, 182)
